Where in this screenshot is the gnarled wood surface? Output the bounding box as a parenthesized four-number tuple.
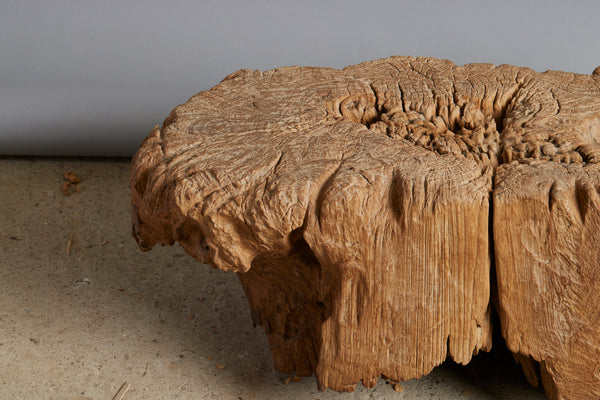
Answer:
(131, 56, 600, 399)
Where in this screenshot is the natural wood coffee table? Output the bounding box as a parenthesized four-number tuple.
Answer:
(131, 56, 600, 400)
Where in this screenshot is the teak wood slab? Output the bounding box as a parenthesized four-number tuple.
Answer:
(131, 56, 600, 400)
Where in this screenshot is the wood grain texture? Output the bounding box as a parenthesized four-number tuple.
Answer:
(494, 162, 600, 400)
(131, 56, 600, 399)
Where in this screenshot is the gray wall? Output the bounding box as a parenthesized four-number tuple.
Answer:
(2, 0, 599, 156)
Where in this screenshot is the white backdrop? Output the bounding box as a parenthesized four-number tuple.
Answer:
(2, 0, 600, 156)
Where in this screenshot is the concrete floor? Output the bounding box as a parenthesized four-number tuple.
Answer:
(0, 158, 547, 399)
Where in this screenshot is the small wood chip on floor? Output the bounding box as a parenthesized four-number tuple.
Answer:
(394, 383, 404, 392)
(62, 171, 82, 196)
(284, 375, 302, 385)
(66, 232, 74, 256)
(215, 363, 226, 370)
(111, 382, 130, 400)
(64, 171, 81, 184)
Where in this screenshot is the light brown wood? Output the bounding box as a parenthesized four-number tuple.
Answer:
(130, 56, 600, 399)
(494, 162, 600, 400)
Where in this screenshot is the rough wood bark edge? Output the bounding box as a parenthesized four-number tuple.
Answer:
(131, 56, 600, 399)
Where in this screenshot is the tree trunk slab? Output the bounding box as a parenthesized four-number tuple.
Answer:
(131, 56, 600, 399)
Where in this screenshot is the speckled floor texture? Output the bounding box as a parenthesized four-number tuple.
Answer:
(0, 157, 546, 399)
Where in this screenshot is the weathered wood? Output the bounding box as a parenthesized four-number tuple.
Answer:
(494, 162, 600, 400)
(131, 56, 600, 399)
